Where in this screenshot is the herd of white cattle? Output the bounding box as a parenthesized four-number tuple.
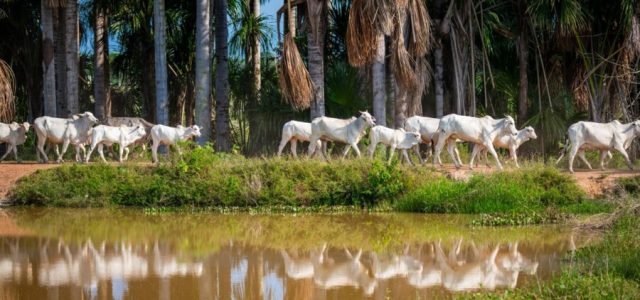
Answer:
(0, 112, 201, 164)
(278, 111, 640, 173)
(0, 110, 639, 172)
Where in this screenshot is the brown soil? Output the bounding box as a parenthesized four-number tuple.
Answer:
(0, 162, 57, 201)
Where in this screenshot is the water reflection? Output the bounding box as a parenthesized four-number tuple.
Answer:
(0, 209, 593, 299)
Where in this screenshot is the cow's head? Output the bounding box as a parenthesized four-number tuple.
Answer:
(358, 111, 376, 127)
(130, 125, 147, 139)
(189, 125, 202, 138)
(404, 131, 422, 148)
(503, 242, 539, 275)
(73, 112, 100, 125)
(20, 122, 30, 132)
(632, 120, 640, 135)
(522, 126, 537, 140)
(502, 116, 517, 135)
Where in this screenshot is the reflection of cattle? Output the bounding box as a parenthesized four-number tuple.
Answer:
(370, 249, 422, 279)
(313, 246, 377, 296)
(152, 242, 203, 278)
(280, 248, 320, 280)
(434, 240, 539, 291)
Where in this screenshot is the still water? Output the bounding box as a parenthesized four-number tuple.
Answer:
(0, 209, 590, 299)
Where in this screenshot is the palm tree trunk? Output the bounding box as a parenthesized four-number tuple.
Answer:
(41, 0, 56, 117)
(395, 86, 407, 129)
(54, 7, 66, 117)
(64, 0, 79, 116)
(517, 1, 528, 125)
(195, 0, 212, 144)
(154, 0, 169, 126)
(434, 45, 444, 117)
(215, 0, 231, 152)
(372, 33, 386, 126)
(307, 0, 326, 119)
(287, 0, 296, 37)
(93, 4, 108, 120)
(252, 0, 261, 100)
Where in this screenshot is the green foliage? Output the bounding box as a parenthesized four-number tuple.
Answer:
(12, 149, 600, 214)
(395, 166, 591, 214)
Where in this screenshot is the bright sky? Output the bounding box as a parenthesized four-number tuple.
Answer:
(82, 1, 282, 55)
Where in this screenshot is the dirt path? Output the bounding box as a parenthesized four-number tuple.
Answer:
(0, 162, 57, 201)
(0, 163, 638, 200)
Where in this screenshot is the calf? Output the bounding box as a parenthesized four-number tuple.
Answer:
(368, 126, 421, 165)
(434, 115, 517, 170)
(103, 117, 155, 157)
(0, 122, 30, 162)
(276, 120, 324, 158)
(85, 125, 147, 163)
(470, 126, 537, 169)
(150, 125, 202, 163)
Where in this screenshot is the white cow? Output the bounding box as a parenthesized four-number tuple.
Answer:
(470, 126, 537, 169)
(34, 112, 99, 163)
(308, 111, 376, 158)
(0, 122, 30, 162)
(150, 124, 202, 163)
(434, 115, 518, 170)
(404, 116, 440, 164)
(370, 252, 422, 279)
(557, 120, 640, 173)
(368, 126, 422, 165)
(85, 125, 148, 163)
(276, 120, 324, 158)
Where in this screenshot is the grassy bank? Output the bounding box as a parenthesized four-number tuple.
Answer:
(10, 147, 610, 214)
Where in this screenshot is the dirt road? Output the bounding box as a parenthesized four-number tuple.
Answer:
(0, 163, 637, 200)
(0, 162, 57, 201)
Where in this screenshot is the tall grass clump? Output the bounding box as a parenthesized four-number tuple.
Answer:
(395, 166, 588, 213)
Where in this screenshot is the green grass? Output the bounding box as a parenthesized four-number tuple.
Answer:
(10, 146, 610, 215)
(394, 166, 609, 214)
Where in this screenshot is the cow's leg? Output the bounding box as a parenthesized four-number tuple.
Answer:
(575, 150, 592, 169)
(36, 136, 49, 163)
(387, 145, 396, 165)
(290, 139, 298, 159)
(510, 146, 520, 168)
(368, 140, 378, 158)
(0, 144, 12, 162)
(341, 145, 351, 159)
(483, 140, 503, 170)
(85, 142, 97, 163)
(567, 143, 580, 173)
(307, 135, 319, 157)
(277, 137, 288, 157)
(613, 143, 634, 170)
(599, 150, 608, 170)
(350, 143, 362, 158)
(469, 144, 481, 170)
(412, 145, 423, 165)
(402, 150, 413, 165)
(151, 141, 160, 164)
(57, 140, 70, 163)
(118, 144, 125, 163)
(446, 141, 460, 169)
(97, 144, 108, 163)
(433, 133, 450, 167)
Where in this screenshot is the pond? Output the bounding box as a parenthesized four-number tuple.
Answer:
(0, 209, 592, 299)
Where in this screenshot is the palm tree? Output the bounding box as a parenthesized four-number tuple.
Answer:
(215, 0, 231, 152)
(252, 0, 260, 100)
(64, 0, 79, 115)
(307, 0, 327, 118)
(372, 33, 386, 126)
(93, 1, 110, 120)
(195, 0, 212, 144)
(154, 0, 169, 126)
(516, 0, 528, 125)
(41, 0, 57, 117)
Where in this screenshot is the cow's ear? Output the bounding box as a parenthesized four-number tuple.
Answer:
(72, 114, 80, 120)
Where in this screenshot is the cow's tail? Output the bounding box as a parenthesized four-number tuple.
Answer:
(555, 135, 570, 165)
